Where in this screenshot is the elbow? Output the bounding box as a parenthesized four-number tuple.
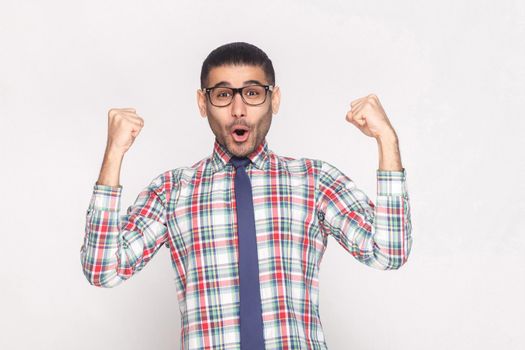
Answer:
(363, 242, 412, 270)
(378, 239, 413, 271)
(356, 251, 409, 271)
(383, 256, 409, 270)
(84, 271, 123, 288)
(368, 256, 409, 271)
(373, 229, 413, 270)
(80, 261, 124, 288)
(81, 268, 125, 288)
(80, 249, 124, 288)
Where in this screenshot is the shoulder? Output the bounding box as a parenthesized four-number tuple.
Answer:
(268, 151, 328, 177)
(146, 158, 207, 201)
(268, 152, 356, 196)
(270, 151, 343, 175)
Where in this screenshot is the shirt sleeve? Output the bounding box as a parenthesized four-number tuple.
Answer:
(315, 161, 412, 270)
(80, 173, 170, 287)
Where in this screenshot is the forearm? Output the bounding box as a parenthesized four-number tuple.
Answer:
(80, 184, 126, 288)
(376, 131, 403, 171)
(97, 146, 125, 187)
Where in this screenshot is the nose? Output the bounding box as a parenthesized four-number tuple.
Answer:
(231, 90, 247, 118)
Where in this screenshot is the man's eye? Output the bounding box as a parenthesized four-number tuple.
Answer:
(246, 90, 259, 96)
(216, 90, 231, 98)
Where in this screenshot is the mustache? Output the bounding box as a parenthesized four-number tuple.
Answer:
(229, 121, 251, 129)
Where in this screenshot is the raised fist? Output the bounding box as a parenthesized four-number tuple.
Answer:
(345, 94, 396, 140)
(105, 108, 144, 154)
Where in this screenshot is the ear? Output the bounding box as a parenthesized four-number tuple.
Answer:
(196, 89, 208, 118)
(271, 85, 281, 115)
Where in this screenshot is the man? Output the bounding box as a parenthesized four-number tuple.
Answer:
(80, 42, 412, 350)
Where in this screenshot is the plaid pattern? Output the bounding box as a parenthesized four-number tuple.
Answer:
(80, 138, 412, 349)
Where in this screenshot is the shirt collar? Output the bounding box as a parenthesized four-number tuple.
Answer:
(210, 137, 270, 173)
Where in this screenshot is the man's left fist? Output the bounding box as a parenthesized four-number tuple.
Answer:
(345, 94, 396, 140)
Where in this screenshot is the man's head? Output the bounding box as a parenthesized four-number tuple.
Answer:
(197, 42, 281, 158)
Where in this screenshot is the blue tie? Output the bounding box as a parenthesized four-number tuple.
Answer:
(230, 156, 265, 349)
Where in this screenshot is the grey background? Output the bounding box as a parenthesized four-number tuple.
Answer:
(1, 0, 524, 349)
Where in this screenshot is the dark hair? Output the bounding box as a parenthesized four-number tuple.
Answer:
(200, 42, 275, 89)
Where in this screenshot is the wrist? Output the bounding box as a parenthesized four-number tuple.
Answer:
(375, 129, 398, 145)
(104, 144, 126, 161)
(376, 131, 403, 171)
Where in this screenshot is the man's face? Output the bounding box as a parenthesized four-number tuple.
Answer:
(197, 64, 281, 158)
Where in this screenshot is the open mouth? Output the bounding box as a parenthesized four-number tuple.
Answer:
(231, 126, 250, 142)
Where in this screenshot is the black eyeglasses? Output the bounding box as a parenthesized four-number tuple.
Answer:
(202, 84, 274, 107)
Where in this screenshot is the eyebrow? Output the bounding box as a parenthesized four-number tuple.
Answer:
(210, 80, 265, 88)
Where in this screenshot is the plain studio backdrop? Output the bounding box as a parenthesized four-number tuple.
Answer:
(1, 1, 524, 349)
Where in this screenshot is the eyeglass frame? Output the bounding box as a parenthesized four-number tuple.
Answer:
(201, 84, 274, 107)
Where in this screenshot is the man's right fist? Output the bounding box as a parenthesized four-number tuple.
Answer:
(105, 108, 144, 155)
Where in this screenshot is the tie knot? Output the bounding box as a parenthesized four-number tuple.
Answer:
(230, 156, 251, 169)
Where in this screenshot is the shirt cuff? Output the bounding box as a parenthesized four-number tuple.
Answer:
(376, 168, 408, 196)
(89, 182, 123, 212)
